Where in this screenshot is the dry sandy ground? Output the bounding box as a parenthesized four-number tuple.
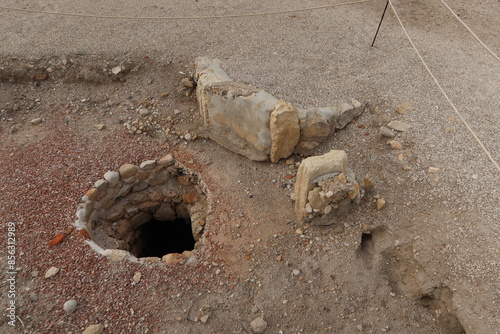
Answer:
(0, 0, 499, 333)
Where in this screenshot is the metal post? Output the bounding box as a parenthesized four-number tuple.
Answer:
(371, 1, 390, 47)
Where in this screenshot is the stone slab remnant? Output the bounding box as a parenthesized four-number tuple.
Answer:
(195, 57, 365, 162)
(270, 100, 300, 163)
(295, 150, 363, 225)
(206, 81, 278, 161)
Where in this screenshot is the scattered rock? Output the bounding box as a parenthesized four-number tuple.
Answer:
(357, 324, 364, 331)
(333, 224, 344, 233)
(292, 269, 300, 276)
(250, 317, 267, 333)
(387, 140, 403, 150)
(396, 102, 410, 114)
(295, 228, 304, 235)
(184, 133, 192, 141)
(133, 272, 142, 282)
(428, 167, 441, 173)
(10, 125, 19, 134)
(377, 198, 386, 210)
(379, 126, 395, 138)
(174, 109, 182, 115)
(181, 77, 194, 88)
(111, 66, 122, 75)
(363, 178, 375, 192)
(200, 315, 209, 323)
(139, 109, 151, 116)
(387, 120, 411, 132)
(30, 118, 43, 125)
(63, 299, 78, 314)
(45, 267, 60, 278)
(94, 123, 105, 131)
(83, 324, 104, 334)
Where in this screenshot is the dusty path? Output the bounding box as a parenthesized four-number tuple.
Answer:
(0, 0, 499, 333)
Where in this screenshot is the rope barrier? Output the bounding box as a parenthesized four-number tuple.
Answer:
(0, 0, 370, 20)
(438, 0, 499, 62)
(388, 0, 500, 172)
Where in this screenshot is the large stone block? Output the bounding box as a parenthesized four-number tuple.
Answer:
(270, 101, 300, 163)
(206, 82, 278, 161)
(294, 107, 338, 155)
(195, 57, 232, 124)
(294, 150, 348, 223)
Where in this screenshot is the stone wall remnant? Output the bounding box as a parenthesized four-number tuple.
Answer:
(294, 150, 363, 225)
(194, 57, 365, 162)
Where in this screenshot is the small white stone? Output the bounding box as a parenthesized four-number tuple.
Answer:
(45, 267, 60, 278)
(428, 167, 441, 173)
(324, 205, 332, 215)
(63, 299, 78, 314)
(200, 315, 209, 323)
(184, 133, 192, 141)
(305, 203, 313, 213)
(174, 109, 182, 115)
(292, 269, 300, 276)
(133, 272, 142, 282)
(30, 118, 43, 125)
(139, 109, 151, 116)
(111, 66, 122, 75)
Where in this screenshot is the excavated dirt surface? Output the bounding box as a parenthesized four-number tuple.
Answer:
(0, 1, 499, 334)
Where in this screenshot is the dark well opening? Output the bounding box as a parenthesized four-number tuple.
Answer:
(131, 218, 195, 258)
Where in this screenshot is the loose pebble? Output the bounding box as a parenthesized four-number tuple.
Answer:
(45, 266, 60, 278)
(30, 118, 43, 125)
(379, 126, 395, 138)
(377, 198, 387, 210)
(387, 120, 411, 132)
(139, 109, 151, 116)
(63, 299, 78, 314)
(428, 167, 441, 173)
(83, 324, 104, 334)
(387, 140, 403, 150)
(133, 272, 142, 282)
(250, 317, 267, 333)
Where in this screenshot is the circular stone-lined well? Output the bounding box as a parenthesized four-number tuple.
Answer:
(75, 154, 209, 263)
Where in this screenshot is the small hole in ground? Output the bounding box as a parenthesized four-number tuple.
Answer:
(358, 232, 373, 254)
(131, 218, 195, 258)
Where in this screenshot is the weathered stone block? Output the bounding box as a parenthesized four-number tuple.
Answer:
(270, 101, 300, 163)
(295, 150, 348, 223)
(206, 82, 278, 161)
(195, 57, 232, 124)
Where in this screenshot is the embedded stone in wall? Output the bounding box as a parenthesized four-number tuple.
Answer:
(294, 150, 363, 225)
(206, 81, 278, 161)
(294, 100, 365, 156)
(195, 57, 232, 124)
(270, 100, 300, 163)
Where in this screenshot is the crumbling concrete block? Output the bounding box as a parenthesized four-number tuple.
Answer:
(295, 150, 363, 225)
